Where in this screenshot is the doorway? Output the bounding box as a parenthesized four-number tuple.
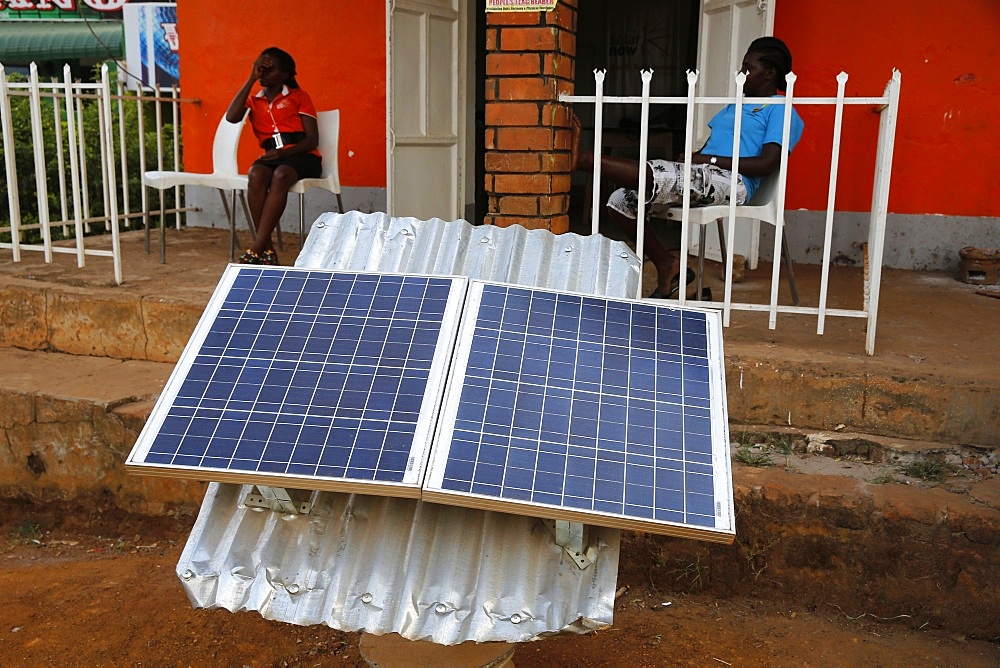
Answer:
(570, 0, 701, 233)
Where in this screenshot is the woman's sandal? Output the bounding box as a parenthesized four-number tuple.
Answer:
(235, 249, 279, 266)
(236, 249, 262, 264)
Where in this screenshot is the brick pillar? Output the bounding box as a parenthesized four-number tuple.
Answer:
(484, 0, 577, 233)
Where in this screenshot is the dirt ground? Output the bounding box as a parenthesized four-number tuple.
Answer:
(1, 499, 997, 667)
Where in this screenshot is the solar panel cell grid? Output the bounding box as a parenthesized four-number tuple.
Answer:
(425, 282, 733, 539)
(128, 267, 465, 496)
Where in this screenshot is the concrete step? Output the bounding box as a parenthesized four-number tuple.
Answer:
(0, 274, 204, 364)
(3, 258, 999, 447)
(0, 347, 205, 515)
(2, 344, 996, 516)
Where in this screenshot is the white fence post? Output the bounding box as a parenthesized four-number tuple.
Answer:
(100, 65, 123, 285)
(137, 84, 149, 254)
(766, 71, 795, 330)
(588, 69, 605, 236)
(817, 72, 849, 335)
(632, 70, 654, 300)
(28, 63, 54, 262)
(721, 71, 747, 326)
(171, 85, 182, 231)
(0, 65, 22, 262)
(864, 69, 902, 356)
(52, 78, 69, 237)
(63, 64, 85, 268)
(117, 80, 131, 228)
(75, 91, 91, 231)
(677, 69, 698, 306)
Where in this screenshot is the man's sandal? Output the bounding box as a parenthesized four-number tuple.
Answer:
(648, 268, 697, 299)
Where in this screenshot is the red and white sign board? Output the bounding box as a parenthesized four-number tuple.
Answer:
(0, 0, 128, 11)
(485, 0, 557, 11)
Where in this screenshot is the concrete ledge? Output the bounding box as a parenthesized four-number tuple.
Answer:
(725, 353, 1000, 446)
(0, 348, 205, 515)
(2, 228, 998, 445)
(3, 279, 999, 445)
(0, 278, 202, 363)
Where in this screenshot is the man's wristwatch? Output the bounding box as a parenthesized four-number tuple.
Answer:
(709, 155, 718, 165)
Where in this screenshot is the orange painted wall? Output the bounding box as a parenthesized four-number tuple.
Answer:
(177, 1, 386, 187)
(177, 2, 999, 217)
(776, 0, 1000, 216)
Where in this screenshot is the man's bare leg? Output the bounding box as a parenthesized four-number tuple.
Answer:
(571, 114, 653, 190)
(571, 113, 680, 293)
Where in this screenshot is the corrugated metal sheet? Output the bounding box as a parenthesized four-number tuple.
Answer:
(177, 212, 644, 644)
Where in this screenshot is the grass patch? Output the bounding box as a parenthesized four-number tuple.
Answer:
(766, 435, 795, 455)
(734, 431, 796, 454)
(733, 446, 772, 467)
(871, 472, 898, 485)
(664, 554, 707, 592)
(900, 460, 955, 482)
(13, 521, 43, 541)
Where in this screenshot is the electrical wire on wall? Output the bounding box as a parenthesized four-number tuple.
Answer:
(80, 9, 144, 87)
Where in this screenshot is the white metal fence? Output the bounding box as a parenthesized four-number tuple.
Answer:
(562, 68, 901, 355)
(0, 62, 189, 285)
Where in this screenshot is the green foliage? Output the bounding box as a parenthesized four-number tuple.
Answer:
(764, 433, 795, 455)
(900, 460, 955, 483)
(0, 69, 179, 245)
(12, 521, 42, 541)
(733, 445, 772, 467)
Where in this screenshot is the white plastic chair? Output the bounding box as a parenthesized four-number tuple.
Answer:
(662, 170, 799, 305)
(288, 109, 344, 246)
(143, 114, 250, 262)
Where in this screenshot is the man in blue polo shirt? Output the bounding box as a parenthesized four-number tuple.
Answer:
(573, 36, 804, 298)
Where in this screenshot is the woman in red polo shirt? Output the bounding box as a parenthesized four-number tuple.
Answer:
(226, 47, 322, 265)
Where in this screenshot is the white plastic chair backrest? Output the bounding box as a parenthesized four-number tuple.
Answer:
(210, 114, 246, 177)
(311, 109, 341, 191)
(744, 169, 779, 212)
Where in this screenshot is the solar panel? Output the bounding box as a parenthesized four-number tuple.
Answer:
(423, 281, 734, 542)
(126, 266, 467, 497)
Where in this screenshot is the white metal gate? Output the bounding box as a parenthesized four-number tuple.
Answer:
(562, 67, 901, 355)
(1, 62, 188, 285)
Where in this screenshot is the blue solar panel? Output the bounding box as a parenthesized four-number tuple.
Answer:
(424, 282, 734, 541)
(127, 266, 467, 496)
